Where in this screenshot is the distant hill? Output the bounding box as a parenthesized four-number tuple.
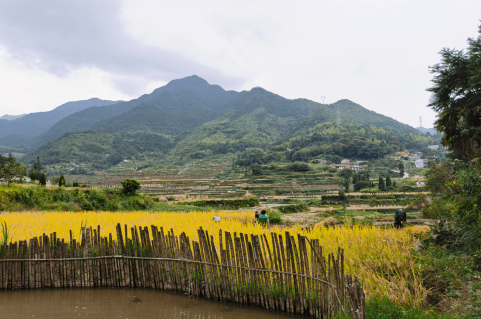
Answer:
(0, 98, 122, 147)
(327, 100, 419, 134)
(416, 127, 438, 135)
(28, 76, 238, 151)
(0, 114, 26, 120)
(20, 75, 428, 171)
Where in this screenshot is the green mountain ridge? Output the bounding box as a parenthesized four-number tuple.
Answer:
(23, 76, 238, 152)
(0, 98, 121, 147)
(12, 75, 427, 171)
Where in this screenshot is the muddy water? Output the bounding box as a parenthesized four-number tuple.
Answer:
(0, 288, 304, 319)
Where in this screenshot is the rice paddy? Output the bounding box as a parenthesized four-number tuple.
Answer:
(0, 210, 430, 308)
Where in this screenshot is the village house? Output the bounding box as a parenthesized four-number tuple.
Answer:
(329, 161, 366, 171)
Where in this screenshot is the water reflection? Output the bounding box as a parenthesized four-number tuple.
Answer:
(0, 288, 302, 319)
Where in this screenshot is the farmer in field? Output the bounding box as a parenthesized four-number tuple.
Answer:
(213, 215, 221, 222)
(258, 210, 269, 227)
(255, 211, 260, 221)
(394, 209, 406, 228)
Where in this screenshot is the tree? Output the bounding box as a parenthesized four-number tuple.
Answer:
(386, 176, 392, 188)
(32, 156, 43, 173)
(341, 178, 350, 193)
(361, 170, 370, 181)
(354, 180, 370, 191)
(427, 24, 481, 160)
(28, 169, 38, 181)
(398, 163, 405, 178)
(38, 173, 47, 186)
(378, 177, 386, 191)
(352, 173, 359, 185)
(338, 168, 353, 180)
(59, 174, 66, 187)
(0, 154, 26, 185)
(250, 163, 262, 176)
(338, 168, 353, 193)
(121, 179, 141, 195)
(29, 156, 44, 181)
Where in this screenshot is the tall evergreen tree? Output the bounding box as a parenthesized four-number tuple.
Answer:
(398, 163, 405, 178)
(29, 156, 43, 181)
(32, 156, 43, 173)
(59, 174, 66, 187)
(386, 176, 392, 188)
(38, 173, 47, 186)
(378, 176, 386, 191)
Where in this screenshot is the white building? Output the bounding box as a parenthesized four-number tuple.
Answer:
(414, 159, 424, 168)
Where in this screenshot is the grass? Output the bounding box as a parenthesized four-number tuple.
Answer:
(148, 202, 207, 212)
(0, 185, 154, 212)
(362, 297, 456, 319)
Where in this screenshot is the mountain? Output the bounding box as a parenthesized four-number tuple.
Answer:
(326, 100, 418, 134)
(28, 76, 238, 151)
(169, 95, 420, 160)
(21, 75, 426, 171)
(0, 98, 122, 147)
(169, 88, 320, 159)
(0, 114, 26, 120)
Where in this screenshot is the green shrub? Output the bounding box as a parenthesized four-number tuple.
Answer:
(268, 209, 282, 224)
(277, 202, 308, 214)
(121, 179, 141, 195)
(289, 162, 310, 171)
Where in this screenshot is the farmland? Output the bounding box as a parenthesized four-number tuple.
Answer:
(0, 210, 430, 309)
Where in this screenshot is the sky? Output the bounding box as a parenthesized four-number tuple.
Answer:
(0, 1, 480, 128)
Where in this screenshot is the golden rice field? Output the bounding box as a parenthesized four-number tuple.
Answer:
(0, 210, 430, 308)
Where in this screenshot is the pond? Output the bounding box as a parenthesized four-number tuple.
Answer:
(0, 288, 305, 319)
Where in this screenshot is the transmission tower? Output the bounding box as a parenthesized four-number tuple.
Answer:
(321, 95, 326, 104)
(419, 116, 422, 128)
(337, 106, 341, 125)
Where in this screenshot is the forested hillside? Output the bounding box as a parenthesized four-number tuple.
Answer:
(23, 131, 131, 171)
(235, 123, 440, 166)
(12, 75, 433, 172)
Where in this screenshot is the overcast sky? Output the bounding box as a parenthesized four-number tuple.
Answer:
(1, 1, 480, 128)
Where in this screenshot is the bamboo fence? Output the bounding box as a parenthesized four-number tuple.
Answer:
(0, 224, 365, 319)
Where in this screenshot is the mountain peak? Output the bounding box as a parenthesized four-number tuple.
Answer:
(167, 75, 210, 87)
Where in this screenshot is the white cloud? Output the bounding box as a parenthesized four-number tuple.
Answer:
(0, 0, 481, 127)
